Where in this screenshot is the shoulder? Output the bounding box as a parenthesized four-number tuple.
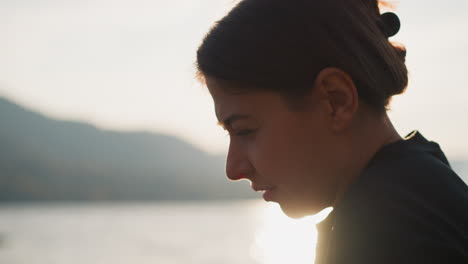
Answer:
(356, 149, 468, 209)
(328, 136, 468, 263)
(352, 144, 468, 217)
(344, 132, 468, 215)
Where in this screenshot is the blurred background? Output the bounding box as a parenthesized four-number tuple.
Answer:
(0, 0, 467, 263)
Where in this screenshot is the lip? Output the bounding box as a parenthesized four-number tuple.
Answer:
(262, 187, 276, 202)
(251, 185, 276, 192)
(251, 185, 277, 201)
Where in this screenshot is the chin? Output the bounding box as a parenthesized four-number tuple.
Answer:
(279, 202, 321, 219)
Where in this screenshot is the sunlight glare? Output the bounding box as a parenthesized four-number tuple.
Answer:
(251, 203, 333, 264)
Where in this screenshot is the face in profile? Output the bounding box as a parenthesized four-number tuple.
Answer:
(206, 76, 347, 219)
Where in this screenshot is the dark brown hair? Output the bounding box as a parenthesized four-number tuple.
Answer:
(196, 0, 408, 111)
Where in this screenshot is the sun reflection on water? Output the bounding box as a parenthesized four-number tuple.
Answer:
(251, 203, 333, 264)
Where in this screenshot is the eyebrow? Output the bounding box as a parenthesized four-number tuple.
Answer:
(217, 114, 250, 130)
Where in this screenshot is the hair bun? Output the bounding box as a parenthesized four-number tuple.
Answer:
(378, 12, 401, 38)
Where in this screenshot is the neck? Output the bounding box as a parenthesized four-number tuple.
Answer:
(332, 111, 402, 207)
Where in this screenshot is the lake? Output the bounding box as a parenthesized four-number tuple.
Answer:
(0, 200, 329, 264)
(0, 169, 466, 264)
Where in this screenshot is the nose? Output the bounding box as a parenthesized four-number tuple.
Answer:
(225, 140, 253, 181)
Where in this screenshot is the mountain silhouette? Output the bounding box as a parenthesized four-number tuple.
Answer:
(0, 97, 256, 201)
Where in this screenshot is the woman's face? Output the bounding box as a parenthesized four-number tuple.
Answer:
(206, 77, 346, 219)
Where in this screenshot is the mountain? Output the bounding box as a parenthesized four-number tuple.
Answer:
(0, 97, 256, 201)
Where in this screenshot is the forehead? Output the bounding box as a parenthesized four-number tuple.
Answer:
(206, 77, 282, 120)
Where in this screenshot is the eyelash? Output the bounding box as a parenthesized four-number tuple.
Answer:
(235, 129, 255, 137)
(223, 127, 256, 138)
(223, 130, 254, 137)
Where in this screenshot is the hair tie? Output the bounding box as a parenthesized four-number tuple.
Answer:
(378, 12, 401, 38)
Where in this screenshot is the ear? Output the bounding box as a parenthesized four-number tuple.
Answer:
(313, 67, 359, 131)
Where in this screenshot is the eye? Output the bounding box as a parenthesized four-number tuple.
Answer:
(235, 129, 256, 137)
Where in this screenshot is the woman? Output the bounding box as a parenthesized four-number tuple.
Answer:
(196, 0, 468, 263)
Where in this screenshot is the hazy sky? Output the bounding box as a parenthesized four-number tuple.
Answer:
(1, 0, 468, 158)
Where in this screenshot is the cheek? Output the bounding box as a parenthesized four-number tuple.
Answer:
(247, 125, 295, 181)
(251, 114, 339, 204)
(250, 115, 331, 181)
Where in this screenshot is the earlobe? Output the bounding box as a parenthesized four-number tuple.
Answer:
(314, 67, 359, 130)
